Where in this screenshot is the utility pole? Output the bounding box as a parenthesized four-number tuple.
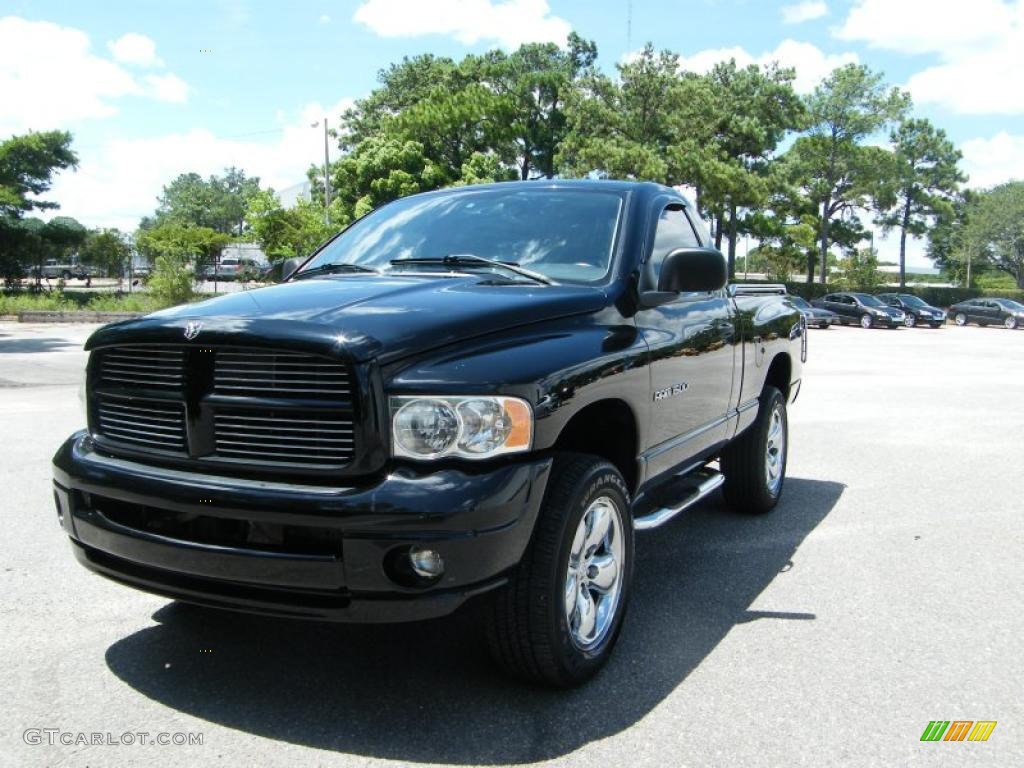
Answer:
(312, 118, 332, 226)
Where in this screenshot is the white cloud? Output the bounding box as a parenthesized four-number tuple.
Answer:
(107, 32, 163, 67)
(352, 0, 571, 49)
(782, 1, 828, 24)
(959, 132, 1024, 188)
(836, 0, 1024, 114)
(144, 73, 189, 103)
(319, 14, 331, 25)
(676, 39, 858, 93)
(44, 98, 354, 231)
(0, 16, 189, 136)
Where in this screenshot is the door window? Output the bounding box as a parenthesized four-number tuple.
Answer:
(646, 205, 700, 290)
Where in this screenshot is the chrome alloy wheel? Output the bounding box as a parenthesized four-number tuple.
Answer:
(565, 496, 625, 650)
(765, 403, 786, 495)
(904, 313, 916, 328)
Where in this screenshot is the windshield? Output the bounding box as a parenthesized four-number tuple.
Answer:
(853, 293, 886, 308)
(994, 298, 1024, 310)
(299, 187, 625, 285)
(899, 294, 928, 308)
(789, 296, 810, 309)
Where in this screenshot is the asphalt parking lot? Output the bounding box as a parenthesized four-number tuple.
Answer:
(1, 320, 1021, 767)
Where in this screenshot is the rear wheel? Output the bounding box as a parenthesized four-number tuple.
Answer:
(818, 321, 830, 329)
(860, 313, 873, 329)
(721, 386, 788, 515)
(484, 453, 633, 687)
(904, 314, 916, 328)
(954, 312, 967, 326)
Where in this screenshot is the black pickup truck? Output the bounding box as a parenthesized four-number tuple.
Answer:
(53, 181, 805, 687)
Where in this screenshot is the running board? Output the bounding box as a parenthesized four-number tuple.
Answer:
(633, 470, 725, 530)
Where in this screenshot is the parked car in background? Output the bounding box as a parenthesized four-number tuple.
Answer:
(201, 257, 264, 281)
(812, 292, 905, 328)
(788, 295, 838, 329)
(876, 293, 946, 328)
(31, 258, 102, 281)
(948, 297, 1024, 329)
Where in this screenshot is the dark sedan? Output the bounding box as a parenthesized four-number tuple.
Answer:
(876, 293, 946, 328)
(789, 295, 838, 328)
(812, 292, 905, 328)
(948, 297, 1024, 329)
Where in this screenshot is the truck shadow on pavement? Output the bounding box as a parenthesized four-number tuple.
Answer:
(104, 477, 844, 764)
(0, 336, 80, 353)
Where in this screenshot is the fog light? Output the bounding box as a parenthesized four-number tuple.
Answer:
(409, 547, 444, 579)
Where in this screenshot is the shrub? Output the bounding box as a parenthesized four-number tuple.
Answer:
(147, 254, 195, 308)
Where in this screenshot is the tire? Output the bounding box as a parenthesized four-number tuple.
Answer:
(904, 313, 916, 328)
(721, 386, 788, 515)
(1005, 316, 1018, 330)
(484, 453, 633, 687)
(954, 312, 967, 326)
(860, 313, 873, 329)
(818, 322, 829, 329)
(61, 270, 72, 280)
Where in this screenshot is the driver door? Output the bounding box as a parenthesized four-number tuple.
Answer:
(637, 202, 736, 480)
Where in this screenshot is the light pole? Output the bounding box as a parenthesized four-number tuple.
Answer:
(311, 118, 331, 225)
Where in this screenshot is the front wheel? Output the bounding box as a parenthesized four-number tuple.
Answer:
(721, 386, 788, 515)
(1005, 316, 1019, 330)
(904, 314, 916, 328)
(954, 313, 967, 326)
(484, 453, 633, 687)
(860, 313, 873, 329)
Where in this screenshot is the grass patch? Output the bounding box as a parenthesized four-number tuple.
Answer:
(0, 290, 163, 315)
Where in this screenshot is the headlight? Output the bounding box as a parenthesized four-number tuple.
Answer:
(391, 395, 532, 460)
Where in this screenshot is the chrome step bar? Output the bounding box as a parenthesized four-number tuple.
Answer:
(633, 470, 725, 530)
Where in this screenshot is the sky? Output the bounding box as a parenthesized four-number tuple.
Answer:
(2, 0, 1023, 268)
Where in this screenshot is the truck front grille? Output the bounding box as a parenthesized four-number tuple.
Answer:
(91, 344, 356, 471)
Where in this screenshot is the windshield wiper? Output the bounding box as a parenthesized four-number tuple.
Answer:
(388, 254, 554, 285)
(292, 263, 380, 279)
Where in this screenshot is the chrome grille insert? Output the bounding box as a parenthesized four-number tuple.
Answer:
(96, 396, 187, 453)
(98, 347, 184, 390)
(214, 410, 354, 465)
(214, 350, 350, 399)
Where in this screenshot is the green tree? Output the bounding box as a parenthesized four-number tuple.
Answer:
(245, 189, 334, 260)
(701, 60, 805, 276)
(154, 168, 260, 235)
(834, 247, 883, 290)
(342, 54, 467, 147)
(559, 45, 716, 184)
(464, 34, 597, 180)
(80, 228, 131, 278)
(963, 182, 1024, 288)
(135, 222, 230, 277)
(785, 64, 909, 284)
(0, 131, 78, 281)
(876, 118, 965, 288)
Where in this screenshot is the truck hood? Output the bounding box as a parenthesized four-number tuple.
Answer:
(87, 275, 610, 363)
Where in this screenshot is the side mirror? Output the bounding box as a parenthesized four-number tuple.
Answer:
(656, 247, 728, 293)
(281, 257, 302, 282)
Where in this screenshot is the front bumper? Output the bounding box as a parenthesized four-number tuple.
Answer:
(53, 432, 551, 622)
